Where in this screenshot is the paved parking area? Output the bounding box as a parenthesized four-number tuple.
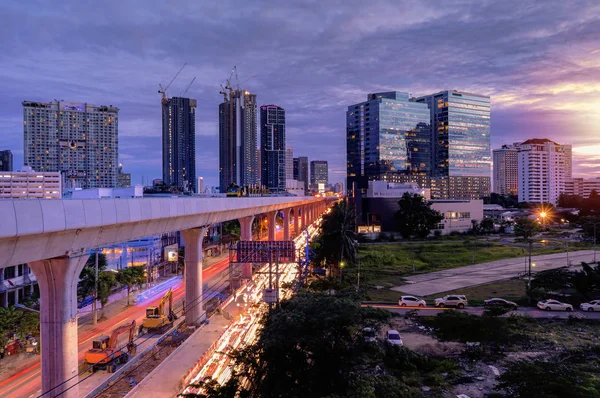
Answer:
(394, 250, 595, 296)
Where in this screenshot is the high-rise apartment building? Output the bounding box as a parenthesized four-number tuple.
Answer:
(162, 97, 196, 193)
(492, 144, 518, 195)
(517, 138, 570, 205)
(256, 146, 261, 185)
(117, 163, 131, 188)
(310, 160, 328, 189)
(219, 90, 258, 191)
(285, 147, 294, 181)
(414, 90, 491, 200)
(0, 150, 13, 172)
(347, 92, 431, 195)
(294, 156, 309, 193)
(260, 105, 286, 192)
(23, 100, 119, 189)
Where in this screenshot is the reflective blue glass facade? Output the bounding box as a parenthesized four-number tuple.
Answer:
(346, 92, 431, 192)
(415, 91, 490, 178)
(415, 90, 491, 199)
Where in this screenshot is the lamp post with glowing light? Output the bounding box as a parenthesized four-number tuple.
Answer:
(539, 211, 548, 231)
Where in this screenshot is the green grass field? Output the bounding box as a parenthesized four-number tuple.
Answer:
(354, 240, 589, 302)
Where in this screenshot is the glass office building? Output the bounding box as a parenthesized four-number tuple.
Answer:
(414, 90, 491, 199)
(346, 92, 431, 193)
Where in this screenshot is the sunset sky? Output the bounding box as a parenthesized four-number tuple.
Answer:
(1, 0, 599, 188)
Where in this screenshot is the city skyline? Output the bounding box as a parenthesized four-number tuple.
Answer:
(1, 1, 599, 189)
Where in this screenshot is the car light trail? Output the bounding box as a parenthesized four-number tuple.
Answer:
(182, 221, 321, 395)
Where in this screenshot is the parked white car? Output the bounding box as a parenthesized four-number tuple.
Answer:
(434, 295, 468, 309)
(399, 296, 426, 307)
(386, 330, 403, 346)
(537, 299, 573, 312)
(580, 300, 600, 312)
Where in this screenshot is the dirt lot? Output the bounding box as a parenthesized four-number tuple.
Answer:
(382, 315, 600, 397)
(94, 328, 193, 398)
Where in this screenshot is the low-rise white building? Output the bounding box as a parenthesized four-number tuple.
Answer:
(366, 180, 431, 199)
(0, 166, 62, 199)
(431, 200, 484, 235)
(286, 179, 305, 196)
(68, 185, 144, 199)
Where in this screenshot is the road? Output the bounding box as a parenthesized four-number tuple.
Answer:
(396, 249, 596, 296)
(363, 303, 600, 320)
(0, 256, 232, 398)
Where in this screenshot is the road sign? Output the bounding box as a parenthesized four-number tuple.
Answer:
(230, 241, 296, 263)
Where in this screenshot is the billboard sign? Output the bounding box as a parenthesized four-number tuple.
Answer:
(231, 241, 296, 263)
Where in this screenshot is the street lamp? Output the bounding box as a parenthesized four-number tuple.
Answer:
(539, 211, 548, 231)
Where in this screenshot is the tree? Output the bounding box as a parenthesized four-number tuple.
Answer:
(97, 271, 118, 319)
(191, 293, 415, 398)
(513, 217, 541, 241)
(78, 252, 109, 325)
(530, 268, 574, 296)
(116, 266, 146, 306)
(573, 262, 600, 299)
(314, 199, 357, 278)
(480, 217, 495, 234)
(0, 306, 40, 348)
(394, 193, 443, 239)
(579, 215, 600, 243)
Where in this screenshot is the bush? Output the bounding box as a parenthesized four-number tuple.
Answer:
(421, 311, 523, 344)
(497, 359, 600, 398)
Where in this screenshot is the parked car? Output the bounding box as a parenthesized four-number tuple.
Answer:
(580, 300, 600, 312)
(363, 327, 377, 342)
(537, 299, 573, 312)
(484, 298, 518, 310)
(386, 330, 403, 346)
(399, 296, 426, 307)
(434, 295, 468, 309)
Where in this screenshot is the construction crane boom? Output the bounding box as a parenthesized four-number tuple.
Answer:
(181, 77, 196, 97)
(158, 63, 187, 103)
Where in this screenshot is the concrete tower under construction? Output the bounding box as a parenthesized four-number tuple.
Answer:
(219, 89, 258, 192)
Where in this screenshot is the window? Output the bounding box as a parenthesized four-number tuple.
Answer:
(4, 266, 16, 279)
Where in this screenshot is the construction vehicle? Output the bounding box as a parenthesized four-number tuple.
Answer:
(140, 288, 177, 333)
(83, 320, 137, 373)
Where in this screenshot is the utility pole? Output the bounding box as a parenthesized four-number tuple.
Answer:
(527, 240, 532, 305)
(93, 249, 98, 325)
(594, 223, 597, 263)
(356, 241, 361, 292)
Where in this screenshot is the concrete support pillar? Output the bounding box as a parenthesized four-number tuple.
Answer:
(238, 216, 254, 279)
(302, 206, 308, 231)
(268, 211, 277, 241)
(293, 208, 300, 236)
(181, 227, 207, 326)
(283, 208, 291, 241)
(29, 254, 90, 398)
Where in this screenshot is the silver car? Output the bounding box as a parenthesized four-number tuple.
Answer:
(537, 299, 573, 312)
(580, 300, 600, 312)
(434, 295, 468, 309)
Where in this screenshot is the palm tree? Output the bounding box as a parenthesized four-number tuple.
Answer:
(316, 199, 357, 279)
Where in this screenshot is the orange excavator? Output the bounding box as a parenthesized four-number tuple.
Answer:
(83, 320, 137, 373)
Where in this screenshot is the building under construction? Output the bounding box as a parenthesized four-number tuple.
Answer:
(160, 64, 197, 193)
(218, 69, 258, 192)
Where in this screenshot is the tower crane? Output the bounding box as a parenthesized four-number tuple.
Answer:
(158, 63, 187, 104)
(180, 77, 196, 97)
